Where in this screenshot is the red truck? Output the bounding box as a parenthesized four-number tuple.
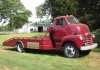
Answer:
(3, 15, 98, 58)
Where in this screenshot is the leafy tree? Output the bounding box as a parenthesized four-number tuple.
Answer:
(8, 10, 32, 30)
(44, 0, 78, 18)
(36, 4, 53, 23)
(77, 0, 100, 16)
(0, 0, 32, 30)
(0, 25, 10, 31)
(36, 4, 46, 21)
(9, 14, 26, 30)
(36, 0, 78, 20)
(0, 0, 25, 23)
(77, 0, 100, 30)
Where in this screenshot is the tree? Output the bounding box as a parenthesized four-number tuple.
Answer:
(44, 0, 78, 18)
(0, 0, 24, 23)
(77, 0, 100, 30)
(0, 25, 10, 31)
(9, 15, 26, 30)
(0, 0, 32, 30)
(8, 10, 32, 30)
(36, 4, 53, 23)
(36, 4, 46, 21)
(77, 0, 100, 16)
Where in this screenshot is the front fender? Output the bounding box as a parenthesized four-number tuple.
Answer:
(60, 35, 84, 49)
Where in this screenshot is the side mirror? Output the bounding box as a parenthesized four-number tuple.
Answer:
(47, 27, 52, 33)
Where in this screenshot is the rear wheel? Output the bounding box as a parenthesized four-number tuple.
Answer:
(63, 42, 79, 58)
(16, 43, 25, 53)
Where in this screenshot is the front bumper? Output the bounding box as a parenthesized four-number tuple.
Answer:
(80, 43, 98, 51)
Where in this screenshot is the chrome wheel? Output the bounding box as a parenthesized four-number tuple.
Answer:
(64, 42, 79, 58)
(65, 46, 75, 57)
(16, 43, 25, 53)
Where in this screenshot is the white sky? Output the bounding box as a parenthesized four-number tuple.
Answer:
(20, 0, 45, 22)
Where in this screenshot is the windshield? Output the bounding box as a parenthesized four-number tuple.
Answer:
(67, 17, 79, 24)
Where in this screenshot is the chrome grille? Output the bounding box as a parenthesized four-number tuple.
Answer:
(85, 35, 92, 46)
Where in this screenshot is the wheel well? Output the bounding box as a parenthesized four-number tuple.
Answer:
(62, 41, 77, 48)
(16, 41, 24, 48)
(16, 42, 21, 44)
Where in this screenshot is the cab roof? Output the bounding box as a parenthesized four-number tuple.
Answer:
(55, 15, 75, 19)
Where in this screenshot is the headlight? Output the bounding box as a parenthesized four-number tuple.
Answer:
(92, 34, 95, 38)
(79, 36, 83, 40)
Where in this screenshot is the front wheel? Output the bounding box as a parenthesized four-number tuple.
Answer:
(63, 42, 79, 58)
(16, 43, 25, 53)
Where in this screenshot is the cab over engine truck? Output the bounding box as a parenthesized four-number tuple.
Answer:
(3, 15, 98, 58)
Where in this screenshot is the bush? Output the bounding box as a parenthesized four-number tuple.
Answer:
(93, 29, 100, 48)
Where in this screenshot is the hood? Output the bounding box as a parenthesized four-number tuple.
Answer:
(68, 23, 90, 35)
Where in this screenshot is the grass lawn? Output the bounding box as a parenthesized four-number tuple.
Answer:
(0, 33, 100, 70)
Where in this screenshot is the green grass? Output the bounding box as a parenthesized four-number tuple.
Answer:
(0, 33, 100, 70)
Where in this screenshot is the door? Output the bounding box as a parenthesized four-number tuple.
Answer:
(38, 27, 43, 32)
(53, 18, 68, 40)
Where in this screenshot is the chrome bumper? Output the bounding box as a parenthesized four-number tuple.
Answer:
(80, 43, 98, 51)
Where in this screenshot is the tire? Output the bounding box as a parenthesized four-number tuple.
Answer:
(63, 42, 79, 58)
(80, 50, 91, 56)
(16, 43, 25, 53)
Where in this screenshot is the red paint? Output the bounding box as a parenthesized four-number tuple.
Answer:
(3, 15, 97, 51)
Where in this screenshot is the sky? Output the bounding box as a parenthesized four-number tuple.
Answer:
(20, 0, 45, 22)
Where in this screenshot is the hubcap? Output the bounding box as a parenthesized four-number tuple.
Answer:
(65, 46, 75, 57)
(17, 44, 22, 52)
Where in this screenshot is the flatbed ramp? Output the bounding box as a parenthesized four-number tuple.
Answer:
(3, 36, 53, 50)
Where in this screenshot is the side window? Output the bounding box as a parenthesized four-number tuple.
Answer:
(61, 18, 66, 24)
(56, 18, 66, 25)
(56, 19, 61, 25)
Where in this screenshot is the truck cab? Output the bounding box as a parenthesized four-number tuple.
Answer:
(48, 15, 98, 58)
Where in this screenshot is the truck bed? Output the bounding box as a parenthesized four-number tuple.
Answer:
(3, 36, 53, 50)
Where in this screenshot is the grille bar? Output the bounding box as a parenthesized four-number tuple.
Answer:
(85, 35, 92, 45)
